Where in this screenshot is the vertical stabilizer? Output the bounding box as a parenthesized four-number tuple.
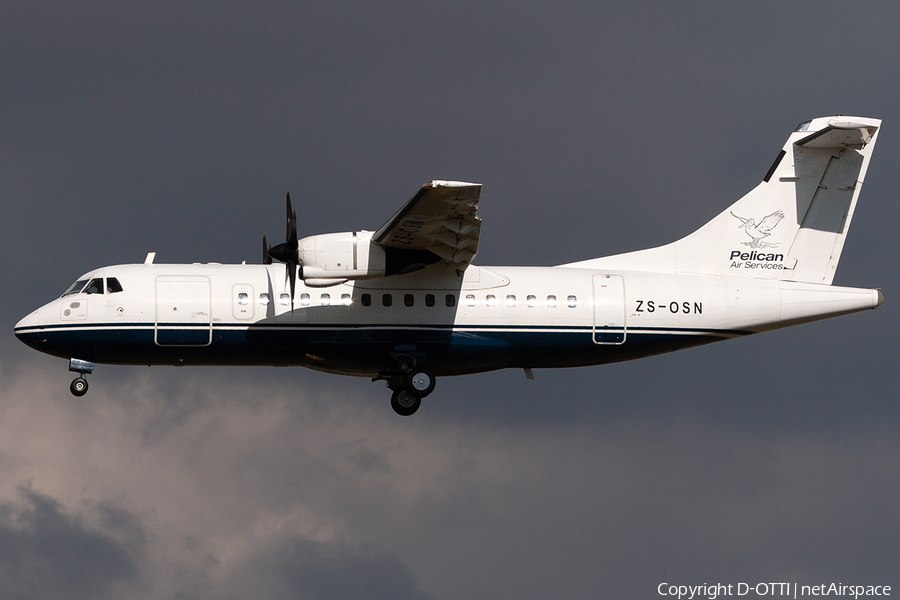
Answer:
(566, 116, 880, 285)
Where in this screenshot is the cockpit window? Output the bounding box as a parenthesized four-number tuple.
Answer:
(62, 279, 89, 297)
(107, 277, 124, 293)
(84, 278, 104, 294)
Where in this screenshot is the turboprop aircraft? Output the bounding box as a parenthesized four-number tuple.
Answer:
(15, 115, 884, 415)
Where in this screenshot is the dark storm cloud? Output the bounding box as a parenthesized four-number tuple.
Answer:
(3, 1, 900, 599)
(3, 367, 899, 599)
(222, 537, 434, 600)
(0, 486, 144, 600)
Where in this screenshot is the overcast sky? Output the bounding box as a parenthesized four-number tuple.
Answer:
(2, 2, 900, 598)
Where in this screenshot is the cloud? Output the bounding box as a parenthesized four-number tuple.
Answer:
(0, 486, 143, 600)
(1, 364, 898, 599)
(221, 537, 434, 600)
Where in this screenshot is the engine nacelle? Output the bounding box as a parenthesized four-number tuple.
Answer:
(298, 231, 386, 280)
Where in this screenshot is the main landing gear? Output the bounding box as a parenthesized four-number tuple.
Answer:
(390, 389, 420, 417)
(68, 358, 94, 397)
(385, 367, 436, 416)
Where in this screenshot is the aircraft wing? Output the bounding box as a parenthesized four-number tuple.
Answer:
(372, 180, 482, 271)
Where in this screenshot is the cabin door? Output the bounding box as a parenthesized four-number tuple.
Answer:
(592, 274, 626, 344)
(155, 276, 212, 346)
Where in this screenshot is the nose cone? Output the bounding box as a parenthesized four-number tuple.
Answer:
(14, 306, 45, 349)
(16, 302, 84, 361)
(15, 309, 39, 332)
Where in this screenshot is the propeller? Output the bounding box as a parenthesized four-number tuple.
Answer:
(265, 191, 301, 310)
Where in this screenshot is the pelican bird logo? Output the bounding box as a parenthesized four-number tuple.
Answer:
(731, 210, 785, 248)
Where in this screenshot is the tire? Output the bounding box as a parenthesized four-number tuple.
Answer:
(70, 377, 88, 397)
(391, 389, 421, 416)
(405, 368, 436, 398)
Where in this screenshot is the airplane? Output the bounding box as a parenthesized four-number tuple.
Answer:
(14, 115, 884, 416)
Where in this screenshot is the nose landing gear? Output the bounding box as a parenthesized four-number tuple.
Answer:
(70, 376, 89, 397)
(68, 358, 94, 397)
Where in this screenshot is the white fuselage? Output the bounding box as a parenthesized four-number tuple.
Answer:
(14, 262, 881, 378)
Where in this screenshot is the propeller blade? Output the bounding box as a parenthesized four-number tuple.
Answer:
(287, 261, 297, 312)
(266, 189, 302, 311)
(263, 234, 272, 265)
(286, 190, 297, 244)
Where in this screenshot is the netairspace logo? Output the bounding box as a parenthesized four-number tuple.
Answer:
(657, 582, 892, 599)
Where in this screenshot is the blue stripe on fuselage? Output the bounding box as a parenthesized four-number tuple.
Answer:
(14, 321, 748, 376)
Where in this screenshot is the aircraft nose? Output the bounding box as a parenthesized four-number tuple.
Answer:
(15, 309, 39, 330)
(14, 307, 44, 345)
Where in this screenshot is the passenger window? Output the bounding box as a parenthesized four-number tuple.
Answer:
(506, 295, 516, 307)
(259, 293, 270, 306)
(280, 293, 290, 306)
(84, 278, 104, 294)
(425, 294, 435, 307)
(526, 295, 537, 308)
(361, 293, 371, 306)
(320, 293, 331, 306)
(341, 293, 351, 306)
(446, 294, 456, 307)
(237, 292, 249, 306)
(465, 294, 476, 307)
(404, 294, 414, 307)
(547, 295, 558, 308)
(486, 294, 497, 307)
(567, 295, 577, 308)
(106, 278, 124, 293)
(382, 294, 392, 307)
(300, 293, 311, 306)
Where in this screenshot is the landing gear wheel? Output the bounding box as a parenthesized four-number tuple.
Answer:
(391, 389, 421, 416)
(70, 377, 88, 397)
(406, 368, 435, 398)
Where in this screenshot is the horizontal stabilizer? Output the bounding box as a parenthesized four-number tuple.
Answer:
(796, 119, 878, 148)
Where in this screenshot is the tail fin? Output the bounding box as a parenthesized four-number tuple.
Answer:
(569, 116, 881, 284)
